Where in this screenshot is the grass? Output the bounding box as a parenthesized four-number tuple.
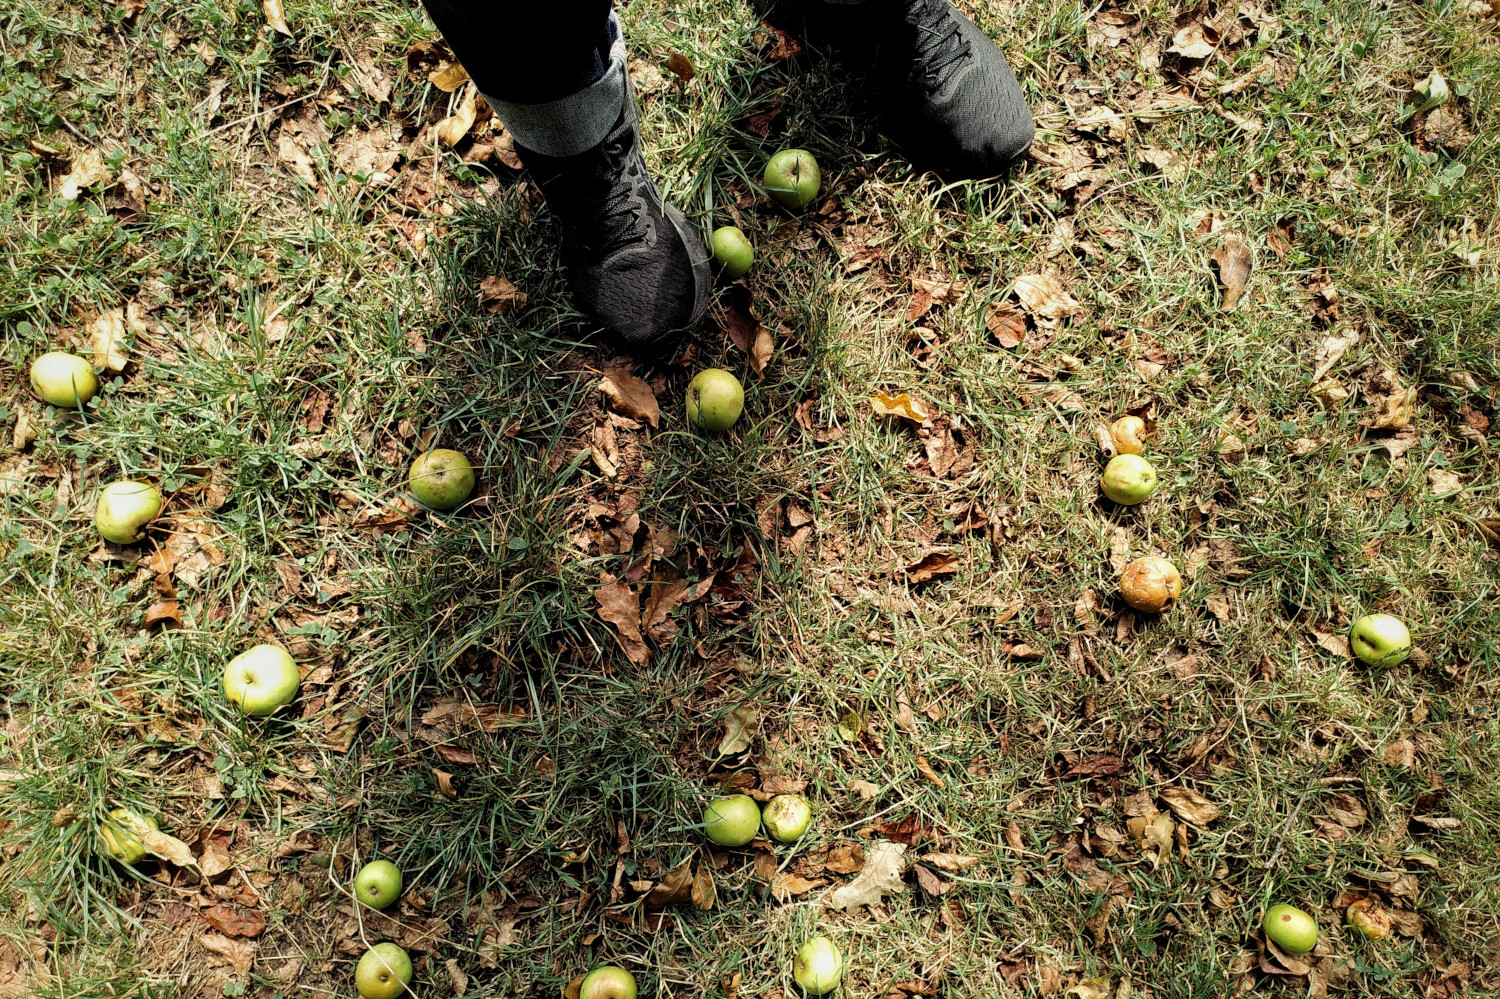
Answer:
(2, 0, 1498, 996)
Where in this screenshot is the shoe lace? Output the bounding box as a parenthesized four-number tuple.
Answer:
(908, 0, 971, 91)
(570, 127, 650, 258)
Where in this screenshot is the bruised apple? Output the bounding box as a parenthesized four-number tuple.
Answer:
(1120, 556, 1181, 613)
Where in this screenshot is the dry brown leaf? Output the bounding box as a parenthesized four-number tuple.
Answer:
(446, 958, 470, 996)
(770, 872, 824, 902)
(826, 842, 865, 873)
(1108, 527, 1130, 574)
(1168, 20, 1218, 58)
(428, 61, 469, 92)
(915, 756, 946, 788)
(849, 779, 879, 801)
(747, 325, 774, 379)
(906, 551, 959, 583)
(1427, 469, 1463, 496)
(914, 864, 949, 896)
(595, 581, 648, 665)
(1160, 787, 1222, 826)
(921, 853, 978, 872)
(1210, 237, 1252, 309)
(262, 0, 291, 34)
(58, 148, 112, 201)
(277, 134, 317, 185)
(1014, 273, 1083, 321)
(830, 840, 906, 911)
(647, 860, 695, 909)
(478, 275, 526, 315)
(1311, 332, 1358, 382)
(87, 308, 129, 373)
(202, 904, 267, 939)
(144, 600, 183, 629)
(1313, 629, 1352, 658)
(434, 769, 458, 798)
(590, 420, 619, 479)
(691, 865, 716, 910)
(436, 83, 479, 147)
(200, 933, 256, 975)
(599, 368, 660, 428)
(718, 704, 758, 756)
(987, 306, 1026, 348)
(871, 392, 930, 424)
(199, 839, 232, 877)
(1368, 386, 1416, 430)
(1328, 793, 1366, 828)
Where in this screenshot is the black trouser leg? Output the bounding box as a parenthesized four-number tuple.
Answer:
(417, 0, 615, 104)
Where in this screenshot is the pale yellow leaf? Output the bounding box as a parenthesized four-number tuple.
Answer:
(88, 307, 129, 373)
(262, 0, 291, 35)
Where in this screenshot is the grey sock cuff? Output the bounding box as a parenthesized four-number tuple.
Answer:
(483, 14, 628, 158)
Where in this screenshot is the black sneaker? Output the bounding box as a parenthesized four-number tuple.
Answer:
(758, 0, 1033, 178)
(515, 89, 710, 349)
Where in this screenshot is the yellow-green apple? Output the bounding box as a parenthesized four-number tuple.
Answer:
(686, 369, 744, 431)
(793, 935, 843, 995)
(711, 226, 755, 278)
(408, 449, 474, 510)
(223, 644, 300, 716)
(1349, 613, 1411, 667)
(355, 943, 412, 999)
(702, 794, 761, 846)
(354, 859, 403, 909)
(761, 794, 812, 842)
(98, 807, 159, 864)
(579, 966, 638, 999)
(95, 481, 163, 544)
(1100, 453, 1157, 505)
(30, 352, 99, 407)
(1263, 904, 1318, 954)
(764, 149, 821, 209)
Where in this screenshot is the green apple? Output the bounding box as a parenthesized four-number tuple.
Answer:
(1349, 613, 1411, 667)
(1100, 453, 1158, 505)
(703, 794, 761, 847)
(30, 352, 100, 408)
(223, 644, 300, 717)
(762, 794, 812, 842)
(579, 966, 638, 999)
(354, 859, 403, 909)
(94, 480, 163, 544)
(686, 369, 744, 431)
(764, 148, 821, 209)
(355, 943, 412, 999)
(793, 935, 843, 995)
(711, 226, 755, 278)
(1263, 903, 1318, 955)
(98, 807, 159, 864)
(408, 448, 475, 510)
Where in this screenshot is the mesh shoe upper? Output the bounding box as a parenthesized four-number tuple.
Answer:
(874, 0, 1034, 175)
(516, 90, 710, 348)
(753, 0, 1033, 178)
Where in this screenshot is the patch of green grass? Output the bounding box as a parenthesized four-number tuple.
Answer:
(2, 0, 1498, 995)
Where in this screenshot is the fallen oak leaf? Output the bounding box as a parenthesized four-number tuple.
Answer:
(1013, 273, 1083, 321)
(1210, 236, 1252, 308)
(905, 551, 959, 583)
(88, 307, 129, 373)
(718, 704, 758, 756)
(1159, 786, 1222, 826)
(831, 840, 906, 911)
(770, 872, 825, 901)
(478, 275, 526, 315)
(598, 368, 660, 428)
(595, 580, 649, 665)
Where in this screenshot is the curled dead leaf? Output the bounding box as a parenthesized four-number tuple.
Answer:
(871, 392, 930, 424)
(88, 308, 129, 373)
(1210, 237, 1252, 309)
(436, 83, 479, 147)
(58, 148, 113, 201)
(478, 275, 526, 315)
(718, 704, 758, 756)
(1159, 787, 1222, 826)
(598, 368, 660, 428)
(906, 551, 959, 583)
(262, 0, 291, 34)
